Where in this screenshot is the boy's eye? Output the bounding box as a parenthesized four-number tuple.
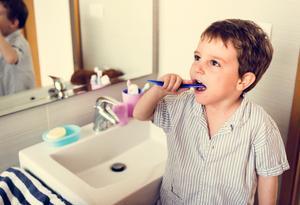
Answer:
(211, 60, 221, 67)
(194, 55, 200, 61)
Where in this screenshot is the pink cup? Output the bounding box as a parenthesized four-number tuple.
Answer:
(122, 88, 143, 117)
(112, 102, 129, 126)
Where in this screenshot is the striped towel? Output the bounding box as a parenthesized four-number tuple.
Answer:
(0, 167, 72, 205)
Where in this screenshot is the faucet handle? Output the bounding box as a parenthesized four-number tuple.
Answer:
(94, 96, 120, 125)
(49, 75, 66, 92)
(103, 105, 119, 124)
(95, 96, 119, 106)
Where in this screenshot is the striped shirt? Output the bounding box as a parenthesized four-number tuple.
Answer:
(153, 91, 289, 205)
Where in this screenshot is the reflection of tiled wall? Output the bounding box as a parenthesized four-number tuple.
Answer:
(34, 0, 74, 86)
(0, 76, 153, 172)
(79, 0, 153, 77)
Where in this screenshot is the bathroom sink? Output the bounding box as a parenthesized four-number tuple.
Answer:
(19, 120, 167, 205)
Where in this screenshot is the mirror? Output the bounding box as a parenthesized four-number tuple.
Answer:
(0, 0, 157, 116)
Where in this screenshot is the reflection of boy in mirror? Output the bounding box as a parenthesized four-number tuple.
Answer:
(0, 0, 34, 96)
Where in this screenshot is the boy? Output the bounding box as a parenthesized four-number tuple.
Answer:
(0, 0, 35, 96)
(133, 19, 289, 205)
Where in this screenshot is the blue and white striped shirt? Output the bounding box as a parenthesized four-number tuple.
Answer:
(153, 91, 289, 205)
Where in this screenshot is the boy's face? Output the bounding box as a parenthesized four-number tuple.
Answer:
(190, 37, 242, 106)
(0, 3, 17, 36)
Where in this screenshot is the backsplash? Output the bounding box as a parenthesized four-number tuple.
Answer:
(0, 76, 153, 172)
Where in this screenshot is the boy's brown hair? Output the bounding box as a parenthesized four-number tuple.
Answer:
(0, 0, 28, 29)
(201, 19, 273, 93)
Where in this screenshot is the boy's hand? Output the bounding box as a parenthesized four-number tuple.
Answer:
(158, 73, 193, 95)
(0, 31, 19, 64)
(133, 73, 192, 121)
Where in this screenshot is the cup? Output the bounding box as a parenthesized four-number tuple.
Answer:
(122, 88, 143, 117)
(112, 102, 129, 126)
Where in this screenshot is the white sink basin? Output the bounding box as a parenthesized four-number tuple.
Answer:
(19, 120, 167, 205)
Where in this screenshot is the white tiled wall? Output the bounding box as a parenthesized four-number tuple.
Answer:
(0, 76, 153, 172)
(0, 106, 48, 170)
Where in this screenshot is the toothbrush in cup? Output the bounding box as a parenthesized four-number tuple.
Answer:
(147, 80, 206, 91)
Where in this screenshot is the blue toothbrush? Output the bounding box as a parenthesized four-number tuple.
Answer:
(147, 80, 206, 89)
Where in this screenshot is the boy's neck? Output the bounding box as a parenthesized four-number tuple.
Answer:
(204, 97, 243, 117)
(3, 29, 19, 38)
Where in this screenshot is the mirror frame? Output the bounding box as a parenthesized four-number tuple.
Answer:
(0, 0, 158, 117)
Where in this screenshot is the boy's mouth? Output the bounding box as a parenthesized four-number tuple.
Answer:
(192, 79, 206, 91)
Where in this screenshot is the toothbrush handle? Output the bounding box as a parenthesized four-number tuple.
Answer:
(147, 80, 205, 88)
(180, 84, 195, 88)
(147, 80, 164, 86)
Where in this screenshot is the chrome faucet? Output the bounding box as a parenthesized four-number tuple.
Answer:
(93, 96, 120, 132)
(48, 75, 68, 99)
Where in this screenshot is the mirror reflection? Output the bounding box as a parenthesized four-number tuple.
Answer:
(0, 0, 156, 116)
(0, 0, 35, 96)
(75, 0, 154, 79)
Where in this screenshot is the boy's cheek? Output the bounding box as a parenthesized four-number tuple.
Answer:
(189, 67, 195, 78)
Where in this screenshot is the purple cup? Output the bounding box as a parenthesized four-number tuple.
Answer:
(122, 88, 143, 117)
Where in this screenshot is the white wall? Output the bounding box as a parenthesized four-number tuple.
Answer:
(34, 0, 74, 86)
(158, 0, 300, 142)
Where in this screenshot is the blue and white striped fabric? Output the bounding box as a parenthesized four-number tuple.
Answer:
(0, 167, 72, 205)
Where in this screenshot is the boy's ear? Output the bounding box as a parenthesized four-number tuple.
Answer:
(10, 19, 19, 30)
(236, 72, 256, 91)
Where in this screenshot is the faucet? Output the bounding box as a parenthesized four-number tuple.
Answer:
(48, 75, 68, 99)
(93, 96, 120, 132)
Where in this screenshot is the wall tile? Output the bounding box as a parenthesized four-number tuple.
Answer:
(0, 106, 48, 172)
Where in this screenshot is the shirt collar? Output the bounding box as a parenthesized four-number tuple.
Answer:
(223, 97, 251, 130)
(5, 30, 20, 42)
(191, 95, 207, 128)
(192, 95, 251, 131)
(192, 95, 205, 116)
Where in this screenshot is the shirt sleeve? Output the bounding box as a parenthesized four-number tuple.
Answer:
(253, 116, 290, 176)
(152, 95, 173, 134)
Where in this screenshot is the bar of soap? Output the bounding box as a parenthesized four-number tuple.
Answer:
(47, 127, 66, 140)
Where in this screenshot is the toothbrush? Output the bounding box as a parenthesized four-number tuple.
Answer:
(141, 83, 150, 93)
(147, 80, 206, 89)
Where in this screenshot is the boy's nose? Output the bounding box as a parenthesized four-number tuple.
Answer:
(194, 64, 205, 75)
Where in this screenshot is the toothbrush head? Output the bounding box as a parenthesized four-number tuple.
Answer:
(141, 82, 150, 93)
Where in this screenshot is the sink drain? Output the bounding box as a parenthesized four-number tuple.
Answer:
(110, 162, 126, 172)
